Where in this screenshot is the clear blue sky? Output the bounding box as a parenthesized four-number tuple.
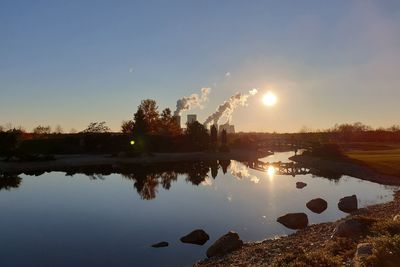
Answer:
(1, 0, 400, 132)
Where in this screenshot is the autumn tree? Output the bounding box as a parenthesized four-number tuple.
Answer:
(160, 108, 181, 136)
(138, 99, 160, 134)
(186, 121, 209, 151)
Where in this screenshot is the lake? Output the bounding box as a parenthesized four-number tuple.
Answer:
(0, 152, 397, 267)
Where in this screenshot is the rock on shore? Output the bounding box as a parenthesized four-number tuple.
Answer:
(206, 231, 243, 258)
(277, 213, 308, 229)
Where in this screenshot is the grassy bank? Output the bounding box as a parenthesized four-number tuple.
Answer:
(344, 143, 400, 177)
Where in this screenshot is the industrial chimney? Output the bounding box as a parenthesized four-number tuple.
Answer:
(187, 114, 197, 125)
(173, 115, 181, 128)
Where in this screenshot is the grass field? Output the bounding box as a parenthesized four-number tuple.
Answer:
(344, 143, 400, 177)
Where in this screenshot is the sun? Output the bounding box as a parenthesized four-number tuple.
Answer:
(262, 92, 277, 106)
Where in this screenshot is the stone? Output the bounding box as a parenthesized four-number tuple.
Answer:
(151, 241, 169, 248)
(332, 219, 364, 238)
(356, 243, 373, 257)
(296, 182, 307, 189)
(306, 198, 328, 214)
(338, 195, 358, 213)
(354, 243, 373, 267)
(277, 213, 308, 230)
(180, 229, 210, 245)
(394, 214, 400, 222)
(206, 231, 243, 258)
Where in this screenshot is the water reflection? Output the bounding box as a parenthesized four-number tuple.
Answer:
(119, 161, 229, 200)
(230, 161, 260, 184)
(0, 174, 22, 191)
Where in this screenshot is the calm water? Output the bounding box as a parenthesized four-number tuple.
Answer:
(0, 152, 397, 267)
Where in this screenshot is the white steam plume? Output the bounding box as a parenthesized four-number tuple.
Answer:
(174, 88, 211, 116)
(203, 88, 258, 125)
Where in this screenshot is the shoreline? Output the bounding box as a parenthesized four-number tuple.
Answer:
(290, 154, 400, 186)
(195, 191, 400, 266)
(0, 150, 271, 175)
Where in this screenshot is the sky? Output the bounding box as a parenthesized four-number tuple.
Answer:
(1, 0, 400, 133)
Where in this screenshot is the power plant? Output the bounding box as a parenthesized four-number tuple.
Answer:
(187, 114, 197, 124)
(173, 114, 198, 128)
(173, 114, 235, 134)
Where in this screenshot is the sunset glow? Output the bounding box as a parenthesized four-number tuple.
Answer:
(262, 92, 277, 107)
(267, 165, 276, 177)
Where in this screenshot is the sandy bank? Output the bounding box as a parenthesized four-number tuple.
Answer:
(0, 150, 271, 175)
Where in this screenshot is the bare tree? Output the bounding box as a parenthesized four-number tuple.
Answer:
(82, 122, 110, 133)
(33, 125, 51, 135)
(53, 125, 63, 134)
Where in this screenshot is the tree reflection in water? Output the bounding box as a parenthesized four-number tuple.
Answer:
(0, 160, 232, 200)
(120, 160, 230, 200)
(0, 174, 22, 191)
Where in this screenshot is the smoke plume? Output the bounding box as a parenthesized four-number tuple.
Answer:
(174, 88, 211, 116)
(203, 88, 258, 125)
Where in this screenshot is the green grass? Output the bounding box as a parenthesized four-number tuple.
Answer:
(344, 143, 400, 177)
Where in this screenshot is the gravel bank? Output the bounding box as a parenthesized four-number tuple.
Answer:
(194, 191, 400, 266)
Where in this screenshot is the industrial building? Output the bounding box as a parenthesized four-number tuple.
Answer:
(219, 122, 235, 134)
(173, 114, 235, 134)
(187, 114, 197, 124)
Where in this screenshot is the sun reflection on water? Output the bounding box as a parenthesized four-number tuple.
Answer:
(267, 165, 276, 181)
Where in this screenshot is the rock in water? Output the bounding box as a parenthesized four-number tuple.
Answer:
(180, 229, 210, 245)
(277, 213, 308, 229)
(306, 198, 328, 214)
(151, 241, 169, 248)
(332, 219, 364, 238)
(338, 195, 358, 213)
(296, 182, 307, 189)
(206, 231, 243, 258)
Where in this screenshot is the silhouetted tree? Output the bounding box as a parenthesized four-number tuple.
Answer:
(121, 120, 135, 134)
(0, 129, 22, 158)
(221, 129, 227, 145)
(186, 121, 209, 150)
(219, 160, 231, 174)
(33, 125, 51, 135)
(138, 99, 160, 134)
(0, 174, 22, 190)
(210, 160, 219, 179)
(160, 108, 181, 136)
(132, 108, 149, 152)
(53, 125, 63, 134)
(219, 129, 229, 152)
(210, 125, 217, 149)
(83, 122, 110, 133)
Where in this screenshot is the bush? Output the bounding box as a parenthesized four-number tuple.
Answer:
(309, 143, 345, 159)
